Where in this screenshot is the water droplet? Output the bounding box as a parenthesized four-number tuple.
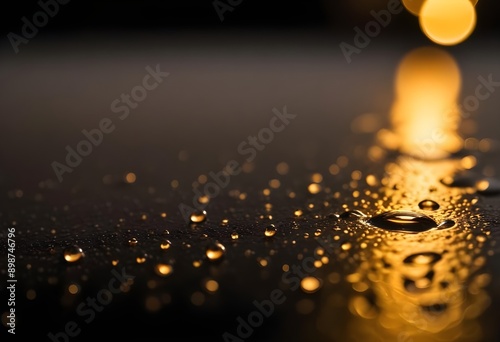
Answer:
(437, 219, 455, 229)
(231, 232, 239, 240)
(64, 246, 84, 263)
(198, 195, 210, 204)
(264, 224, 277, 237)
(160, 240, 172, 250)
(111, 260, 119, 266)
(206, 242, 226, 261)
(314, 229, 322, 237)
(128, 238, 138, 247)
(155, 263, 173, 276)
(418, 199, 440, 211)
(340, 210, 366, 219)
(190, 210, 207, 223)
(365, 210, 438, 233)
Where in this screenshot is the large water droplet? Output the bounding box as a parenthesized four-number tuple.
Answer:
(64, 246, 84, 263)
(190, 210, 207, 223)
(437, 219, 455, 229)
(264, 224, 277, 237)
(206, 242, 226, 261)
(366, 210, 438, 233)
(339, 210, 366, 219)
(418, 199, 440, 211)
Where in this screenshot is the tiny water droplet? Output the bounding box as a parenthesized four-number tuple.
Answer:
(160, 240, 172, 250)
(366, 210, 437, 233)
(64, 246, 84, 263)
(339, 210, 366, 219)
(264, 224, 277, 237)
(418, 199, 440, 211)
(231, 232, 239, 240)
(128, 238, 138, 247)
(314, 229, 322, 237)
(190, 210, 207, 223)
(111, 260, 119, 266)
(206, 242, 226, 261)
(437, 219, 455, 229)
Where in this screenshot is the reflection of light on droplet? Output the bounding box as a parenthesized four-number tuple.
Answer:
(420, 0, 476, 46)
(384, 47, 462, 159)
(300, 277, 321, 293)
(160, 240, 171, 250)
(206, 242, 226, 260)
(418, 199, 440, 211)
(265, 224, 277, 237)
(402, 0, 425, 16)
(190, 210, 207, 223)
(64, 246, 84, 263)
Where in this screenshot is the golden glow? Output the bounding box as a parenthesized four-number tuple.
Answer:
(205, 279, 219, 292)
(124, 172, 136, 184)
(155, 263, 173, 276)
(402, 0, 426, 16)
(300, 277, 321, 293)
(420, 0, 476, 46)
(383, 47, 463, 160)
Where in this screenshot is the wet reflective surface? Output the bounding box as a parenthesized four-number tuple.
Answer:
(0, 33, 499, 342)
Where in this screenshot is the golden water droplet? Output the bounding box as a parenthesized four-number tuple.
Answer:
(68, 284, 79, 294)
(63, 246, 84, 263)
(206, 242, 226, 261)
(193, 260, 202, 267)
(314, 229, 322, 237)
(128, 238, 138, 247)
(264, 224, 277, 237)
(231, 232, 239, 240)
(300, 277, 321, 293)
(418, 199, 440, 211)
(111, 260, 119, 266)
(160, 240, 172, 250)
(190, 210, 207, 223)
(155, 263, 173, 276)
(136, 256, 147, 264)
(160, 212, 167, 218)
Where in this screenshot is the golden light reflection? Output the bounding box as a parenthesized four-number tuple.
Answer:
(380, 46, 463, 160)
(420, 0, 477, 45)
